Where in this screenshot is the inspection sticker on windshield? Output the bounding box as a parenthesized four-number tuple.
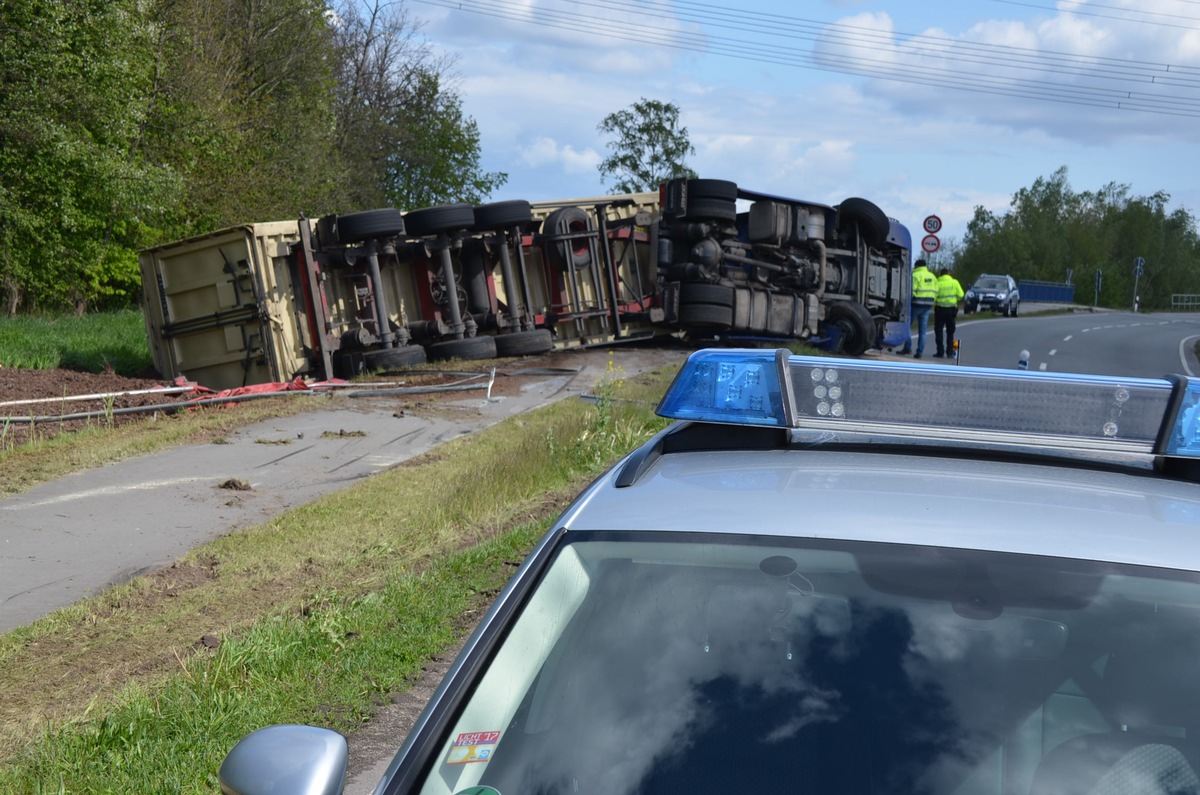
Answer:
(447, 731, 501, 764)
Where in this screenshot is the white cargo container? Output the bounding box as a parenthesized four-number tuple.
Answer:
(138, 222, 310, 391)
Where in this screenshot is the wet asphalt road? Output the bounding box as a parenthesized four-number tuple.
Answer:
(0, 346, 686, 635)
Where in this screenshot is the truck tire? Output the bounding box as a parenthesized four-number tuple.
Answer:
(426, 335, 497, 362)
(362, 345, 428, 372)
(404, 204, 476, 237)
(826, 300, 875, 355)
(541, 206, 593, 271)
(679, 302, 734, 328)
(682, 198, 737, 223)
(679, 282, 735, 307)
(837, 198, 891, 250)
(334, 209, 406, 244)
(473, 200, 534, 232)
(686, 179, 738, 201)
(494, 329, 554, 357)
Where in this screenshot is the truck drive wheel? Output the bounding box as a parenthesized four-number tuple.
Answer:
(837, 198, 891, 250)
(679, 302, 734, 328)
(681, 198, 737, 223)
(685, 179, 738, 201)
(679, 283, 735, 307)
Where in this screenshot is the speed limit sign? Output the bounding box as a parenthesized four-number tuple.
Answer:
(923, 215, 942, 235)
(921, 234, 941, 253)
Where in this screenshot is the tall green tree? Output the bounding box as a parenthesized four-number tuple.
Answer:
(955, 166, 1200, 310)
(139, 0, 341, 233)
(328, 0, 505, 211)
(0, 0, 508, 314)
(0, 0, 173, 314)
(597, 98, 697, 193)
(382, 70, 507, 209)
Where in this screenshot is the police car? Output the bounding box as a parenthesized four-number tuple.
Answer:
(221, 348, 1200, 795)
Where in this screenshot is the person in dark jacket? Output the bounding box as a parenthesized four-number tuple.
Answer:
(933, 268, 965, 358)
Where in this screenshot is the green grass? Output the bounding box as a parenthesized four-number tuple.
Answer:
(0, 310, 153, 374)
(0, 359, 676, 793)
(3, 526, 547, 794)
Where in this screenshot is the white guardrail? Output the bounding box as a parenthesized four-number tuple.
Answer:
(1172, 294, 1200, 310)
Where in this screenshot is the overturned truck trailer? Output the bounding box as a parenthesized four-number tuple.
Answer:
(138, 179, 911, 390)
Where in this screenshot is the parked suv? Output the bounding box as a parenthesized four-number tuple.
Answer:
(965, 273, 1020, 315)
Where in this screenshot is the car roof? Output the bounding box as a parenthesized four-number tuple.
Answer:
(557, 348, 1200, 572)
(561, 444, 1200, 571)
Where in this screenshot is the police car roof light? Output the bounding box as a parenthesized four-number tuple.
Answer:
(658, 348, 1200, 460)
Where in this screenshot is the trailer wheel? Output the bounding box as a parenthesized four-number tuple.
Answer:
(682, 198, 737, 223)
(837, 198, 891, 250)
(474, 200, 534, 232)
(541, 206, 594, 271)
(679, 301, 734, 328)
(404, 204, 476, 237)
(426, 335, 497, 362)
(679, 282, 735, 307)
(335, 209, 406, 244)
(362, 345, 428, 372)
(493, 329, 554, 357)
(685, 179, 738, 201)
(826, 300, 876, 355)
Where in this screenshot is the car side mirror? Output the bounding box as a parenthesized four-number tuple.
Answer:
(219, 724, 348, 795)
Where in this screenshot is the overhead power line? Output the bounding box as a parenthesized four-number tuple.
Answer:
(412, 0, 1200, 118)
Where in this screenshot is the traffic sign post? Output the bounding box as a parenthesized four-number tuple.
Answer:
(920, 215, 942, 259)
(1094, 268, 1102, 308)
(1133, 257, 1144, 312)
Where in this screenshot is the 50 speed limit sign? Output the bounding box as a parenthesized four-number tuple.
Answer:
(923, 215, 942, 235)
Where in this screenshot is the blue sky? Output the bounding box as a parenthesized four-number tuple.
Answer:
(406, 0, 1200, 255)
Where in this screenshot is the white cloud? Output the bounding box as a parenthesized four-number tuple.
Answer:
(412, 0, 1200, 244)
(519, 137, 600, 174)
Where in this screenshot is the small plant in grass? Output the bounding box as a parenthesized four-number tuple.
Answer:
(101, 393, 116, 429)
(574, 355, 663, 470)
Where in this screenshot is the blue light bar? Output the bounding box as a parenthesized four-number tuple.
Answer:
(659, 348, 1200, 461)
(656, 349, 789, 427)
(1164, 378, 1200, 457)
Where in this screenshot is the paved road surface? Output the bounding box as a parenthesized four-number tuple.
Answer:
(0, 346, 685, 635)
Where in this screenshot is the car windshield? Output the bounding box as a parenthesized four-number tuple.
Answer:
(416, 533, 1200, 795)
(974, 278, 1008, 291)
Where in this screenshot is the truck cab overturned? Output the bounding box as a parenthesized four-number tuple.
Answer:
(137, 178, 912, 390)
(656, 178, 911, 355)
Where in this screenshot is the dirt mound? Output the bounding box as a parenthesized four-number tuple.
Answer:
(0, 368, 182, 446)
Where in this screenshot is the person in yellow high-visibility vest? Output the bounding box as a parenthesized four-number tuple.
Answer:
(901, 259, 938, 358)
(933, 267, 965, 359)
